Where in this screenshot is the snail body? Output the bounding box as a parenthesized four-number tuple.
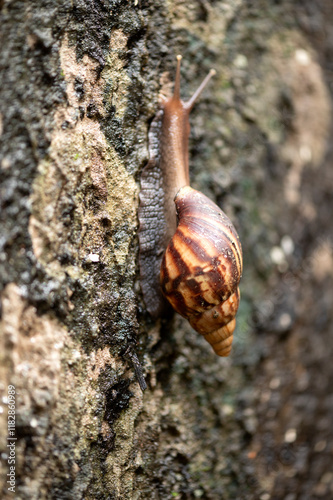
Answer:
(139, 56, 242, 356)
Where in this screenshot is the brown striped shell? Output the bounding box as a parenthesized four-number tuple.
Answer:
(160, 186, 243, 356)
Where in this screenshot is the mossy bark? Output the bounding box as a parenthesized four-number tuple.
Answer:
(1, 1, 333, 499)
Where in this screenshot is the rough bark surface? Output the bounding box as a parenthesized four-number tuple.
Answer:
(1, 1, 332, 499)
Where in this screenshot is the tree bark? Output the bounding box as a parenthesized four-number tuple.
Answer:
(1, 1, 333, 499)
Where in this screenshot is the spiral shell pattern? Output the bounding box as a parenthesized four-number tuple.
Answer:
(160, 186, 243, 356)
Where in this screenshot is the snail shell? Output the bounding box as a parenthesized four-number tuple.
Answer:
(160, 186, 242, 356)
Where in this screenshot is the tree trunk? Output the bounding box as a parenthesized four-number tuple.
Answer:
(1, 1, 333, 499)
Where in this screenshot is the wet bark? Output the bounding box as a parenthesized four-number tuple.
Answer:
(1, 1, 332, 499)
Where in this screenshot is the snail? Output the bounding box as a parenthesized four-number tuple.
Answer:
(139, 56, 243, 356)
